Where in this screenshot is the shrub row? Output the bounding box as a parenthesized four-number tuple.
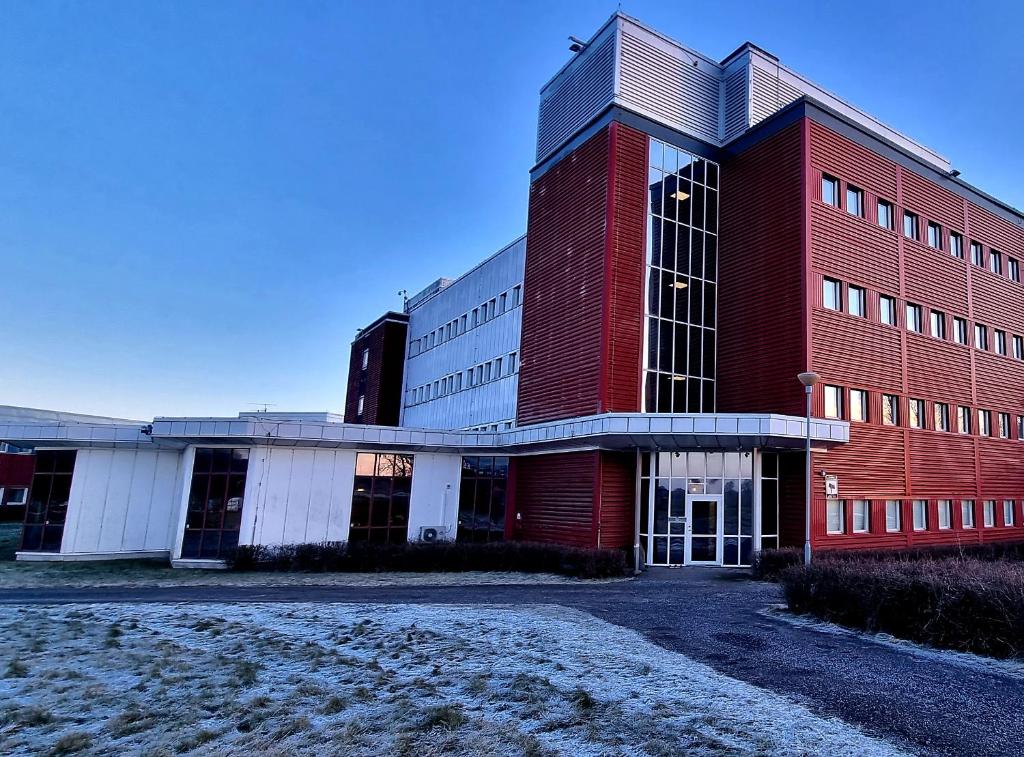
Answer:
(230, 540, 632, 579)
(780, 557, 1024, 658)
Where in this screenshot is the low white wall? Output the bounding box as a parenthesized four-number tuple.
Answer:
(407, 453, 463, 541)
(62, 448, 184, 556)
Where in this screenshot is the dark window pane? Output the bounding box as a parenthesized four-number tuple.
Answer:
(673, 323, 688, 375)
(21, 525, 43, 551)
(231, 449, 250, 473)
(41, 526, 64, 552)
(193, 449, 213, 473)
(212, 449, 231, 473)
(688, 279, 703, 325)
(723, 537, 739, 566)
(689, 228, 704, 277)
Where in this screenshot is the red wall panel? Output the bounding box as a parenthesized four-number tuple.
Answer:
(810, 204, 900, 292)
(0, 453, 34, 488)
(903, 244, 969, 314)
(510, 451, 599, 547)
(596, 451, 637, 549)
(905, 335, 973, 404)
(809, 120, 897, 199)
(812, 306, 903, 391)
(717, 121, 805, 415)
(968, 203, 1024, 259)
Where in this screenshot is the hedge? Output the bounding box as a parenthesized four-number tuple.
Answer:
(230, 540, 632, 579)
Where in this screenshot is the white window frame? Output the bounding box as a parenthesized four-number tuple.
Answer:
(1003, 500, 1015, 527)
(850, 389, 868, 422)
(909, 399, 925, 429)
(823, 278, 842, 311)
(879, 295, 897, 326)
(961, 500, 976, 529)
(4, 487, 28, 506)
(885, 500, 901, 532)
(983, 500, 996, 528)
(912, 500, 928, 531)
(824, 385, 844, 420)
(938, 500, 952, 530)
(826, 499, 846, 534)
(852, 500, 870, 533)
(848, 285, 866, 317)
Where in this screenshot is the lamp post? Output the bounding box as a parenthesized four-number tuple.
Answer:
(797, 371, 820, 566)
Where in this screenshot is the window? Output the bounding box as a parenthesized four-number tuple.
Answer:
(903, 211, 919, 240)
(879, 295, 897, 326)
(508, 352, 518, 373)
(21, 451, 76, 553)
(494, 357, 503, 377)
(990, 251, 1003, 275)
(927, 222, 942, 249)
(961, 500, 975, 528)
(938, 500, 952, 529)
(975, 324, 989, 350)
(455, 373, 462, 391)
(885, 500, 901, 532)
(349, 453, 413, 543)
(949, 232, 964, 259)
(877, 199, 894, 230)
(999, 412, 1010, 438)
(499, 293, 507, 313)
(1020, 415, 1024, 438)
(823, 278, 842, 311)
(512, 285, 522, 307)
(821, 175, 840, 207)
(930, 310, 946, 339)
(995, 329, 1007, 355)
(971, 241, 984, 267)
(912, 500, 928, 531)
(824, 385, 844, 419)
(909, 399, 925, 429)
(979, 409, 992, 437)
(905, 303, 923, 333)
(471, 308, 479, 327)
(882, 394, 899, 426)
(983, 500, 996, 527)
(356, 395, 364, 416)
(4, 487, 28, 506)
(360, 348, 369, 370)
(1010, 258, 1021, 283)
(1004, 500, 1015, 527)
(953, 317, 968, 345)
(180, 448, 249, 560)
(934, 402, 950, 431)
(847, 285, 866, 317)
(850, 389, 868, 422)
(852, 500, 870, 533)
(457, 456, 509, 543)
(1014, 336, 1024, 360)
(846, 185, 864, 217)
(957, 405, 972, 434)
(827, 499, 846, 534)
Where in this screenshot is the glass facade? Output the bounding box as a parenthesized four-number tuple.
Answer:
(181, 448, 249, 559)
(644, 138, 719, 413)
(350, 453, 413, 543)
(21, 450, 77, 552)
(457, 456, 508, 542)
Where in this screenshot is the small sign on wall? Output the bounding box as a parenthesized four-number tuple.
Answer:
(824, 475, 839, 498)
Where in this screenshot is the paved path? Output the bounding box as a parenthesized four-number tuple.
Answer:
(2, 570, 1021, 756)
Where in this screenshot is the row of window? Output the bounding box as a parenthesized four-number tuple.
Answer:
(822, 383, 1023, 438)
(408, 284, 522, 357)
(407, 352, 519, 406)
(827, 498, 1019, 535)
(821, 173, 1022, 284)
(822, 276, 1024, 360)
(463, 420, 515, 432)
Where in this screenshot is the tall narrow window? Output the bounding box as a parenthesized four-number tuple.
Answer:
(846, 185, 864, 217)
(995, 329, 1007, 355)
(852, 500, 870, 533)
(962, 500, 976, 528)
(913, 500, 928, 531)
(877, 199, 894, 230)
(953, 317, 968, 345)
(983, 500, 996, 527)
(879, 295, 897, 326)
(512, 285, 522, 307)
(1009, 259, 1021, 283)
(999, 412, 1010, 439)
(979, 409, 992, 436)
(975, 324, 989, 350)
(824, 385, 844, 419)
(1014, 335, 1024, 360)
(357, 395, 364, 416)
(827, 499, 846, 534)
(990, 251, 1003, 275)
(850, 389, 868, 422)
(823, 278, 842, 311)
(971, 241, 984, 267)
(927, 222, 942, 249)
(958, 405, 972, 434)
(938, 500, 952, 529)
(909, 399, 925, 429)
(905, 304, 923, 333)
(949, 232, 964, 259)
(885, 500, 901, 532)
(848, 285, 866, 317)
(21, 450, 77, 553)
(180, 448, 249, 560)
(349, 453, 413, 543)
(903, 211, 919, 240)
(934, 402, 950, 432)
(882, 394, 900, 426)
(930, 310, 946, 339)
(457, 457, 508, 543)
(508, 351, 518, 373)
(822, 175, 840, 207)
(1004, 500, 1015, 527)
(360, 348, 369, 370)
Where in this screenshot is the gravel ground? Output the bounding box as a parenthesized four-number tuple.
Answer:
(5, 570, 1022, 756)
(0, 602, 903, 756)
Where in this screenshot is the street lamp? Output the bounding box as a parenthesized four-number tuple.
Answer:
(797, 371, 820, 566)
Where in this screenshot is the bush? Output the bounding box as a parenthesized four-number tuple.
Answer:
(230, 540, 631, 580)
(751, 547, 802, 580)
(780, 557, 1024, 658)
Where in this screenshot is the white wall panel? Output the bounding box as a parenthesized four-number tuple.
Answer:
(408, 453, 463, 541)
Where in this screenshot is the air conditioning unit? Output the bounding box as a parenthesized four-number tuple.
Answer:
(419, 526, 445, 543)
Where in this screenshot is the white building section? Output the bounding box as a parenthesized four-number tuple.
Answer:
(401, 236, 525, 431)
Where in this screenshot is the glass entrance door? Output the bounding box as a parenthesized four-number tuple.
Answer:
(685, 494, 723, 565)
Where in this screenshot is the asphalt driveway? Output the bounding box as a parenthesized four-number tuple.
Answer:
(2, 569, 1021, 756)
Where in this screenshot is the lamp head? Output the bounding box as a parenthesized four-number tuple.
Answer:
(797, 371, 821, 388)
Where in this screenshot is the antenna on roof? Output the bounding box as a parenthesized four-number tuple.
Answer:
(398, 289, 408, 309)
(248, 403, 277, 414)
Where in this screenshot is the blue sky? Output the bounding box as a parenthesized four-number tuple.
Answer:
(2, 0, 1021, 420)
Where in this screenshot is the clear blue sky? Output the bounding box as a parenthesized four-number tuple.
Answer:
(2, 0, 1021, 420)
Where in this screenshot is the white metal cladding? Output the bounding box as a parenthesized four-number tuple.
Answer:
(536, 26, 617, 162)
(402, 236, 525, 430)
(535, 13, 950, 172)
(61, 448, 182, 556)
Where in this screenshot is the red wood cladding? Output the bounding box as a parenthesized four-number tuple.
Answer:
(971, 271, 1024, 335)
(517, 123, 647, 425)
(596, 451, 637, 549)
(974, 352, 1024, 410)
(905, 336, 972, 404)
(811, 426, 906, 499)
(968, 203, 1024, 259)
(900, 169, 963, 231)
(0, 452, 34, 488)
(811, 204, 900, 292)
(809, 120, 897, 199)
(717, 121, 805, 415)
(903, 243, 969, 314)
(812, 306, 902, 391)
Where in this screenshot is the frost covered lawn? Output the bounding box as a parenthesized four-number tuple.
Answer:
(0, 602, 904, 756)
